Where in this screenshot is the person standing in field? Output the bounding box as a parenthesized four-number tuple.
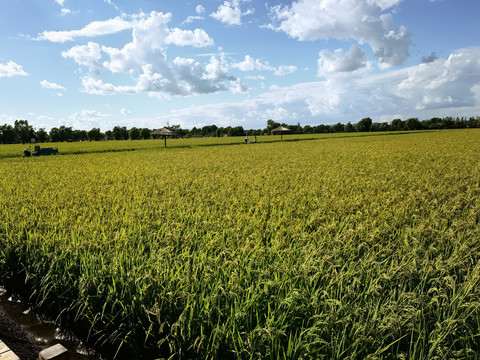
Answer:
(254, 136, 257, 143)
(245, 135, 249, 144)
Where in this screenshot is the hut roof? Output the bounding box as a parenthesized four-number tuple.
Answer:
(271, 125, 291, 134)
(151, 127, 177, 136)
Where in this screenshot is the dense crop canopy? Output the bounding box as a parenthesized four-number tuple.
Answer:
(1, 131, 480, 359)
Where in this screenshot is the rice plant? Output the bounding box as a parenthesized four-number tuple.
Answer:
(0, 130, 479, 359)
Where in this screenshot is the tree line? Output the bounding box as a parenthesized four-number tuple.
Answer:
(1, 116, 479, 144)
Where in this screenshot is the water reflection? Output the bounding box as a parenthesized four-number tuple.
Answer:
(0, 285, 101, 360)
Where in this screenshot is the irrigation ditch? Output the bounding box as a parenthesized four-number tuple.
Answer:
(0, 285, 102, 360)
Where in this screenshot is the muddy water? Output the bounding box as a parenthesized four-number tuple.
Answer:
(0, 285, 102, 360)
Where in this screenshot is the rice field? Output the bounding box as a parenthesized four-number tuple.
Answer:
(0, 130, 479, 359)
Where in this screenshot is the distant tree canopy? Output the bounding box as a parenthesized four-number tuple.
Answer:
(1, 116, 480, 144)
(0, 124, 16, 144)
(113, 126, 129, 140)
(356, 117, 372, 132)
(88, 128, 103, 141)
(14, 119, 35, 144)
(140, 128, 151, 140)
(129, 127, 141, 140)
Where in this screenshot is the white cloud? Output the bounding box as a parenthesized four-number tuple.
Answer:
(318, 44, 367, 77)
(245, 75, 266, 80)
(393, 47, 480, 111)
(40, 80, 66, 90)
(204, 55, 229, 81)
(368, 0, 402, 10)
(263, 106, 296, 122)
(210, 0, 252, 25)
(274, 65, 297, 76)
(182, 16, 204, 24)
(121, 108, 131, 116)
(37, 115, 55, 123)
(211, 1, 242, 25)
(165, 28, 214, 47)
(60, 8, 71, 16)
(149, 47, 480, 129)
(172, 57, 229, 94)
(232, 55, 275, 71)
(55, 0, 65, 6)
(62, 42, 103, 74)
(81, 76, 138, 95)
(0, 61, 28, 77)
(99, 12, 212, 74)
(38, 16, 133, 42)
(232, 55, 297, 76)
(104, 0, 121, 12)
(60, 12, 237, 98)
(66, 109, 113, 130)
(182, 4, 206, 24)
(229, 78, 248, 94)
(268, 0, 411, 68)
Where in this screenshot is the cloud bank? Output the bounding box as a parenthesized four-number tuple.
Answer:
(268, 0, 411, 69)
(59, 11, 247, 97)
(151, 47, 480, 129)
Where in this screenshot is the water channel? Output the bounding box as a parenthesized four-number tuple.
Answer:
(0, 285, 102, 360)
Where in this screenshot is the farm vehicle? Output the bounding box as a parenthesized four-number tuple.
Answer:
(23, 145, 59, 157)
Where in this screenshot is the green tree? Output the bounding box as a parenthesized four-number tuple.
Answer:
(303, 125, 313, 134)
(201, 125, 218, 137)
(49, 127, 61, 142)
(228, 126, 245, 137)
(129, 127, 140, 140)
(113, 126, 128, 140)
(215, 127, 226, 137)
(140, 128, 151, 139)
(370, 122, 381, 131)
(50, 126, 73, 142)
(344, 122, 354, 132)
(356, 117, 372, 132)
(73, 129, 88, 141)
(390, 118, 404, 131)
(331, 122, 344, 133)
(443, 117, 454, 129)
(88, 128, 103, 141)
(60, 126, 73, 141)
(36, 128, 49, 142)
(379, 122, 390, 131)
(312, 124, 329, 133)
(286, 122, 302, 134)
(467, 117, 477, 128)
(0, 124, 16, 144)
(405, 118, 422, 130)
(14, 119, 35, 143)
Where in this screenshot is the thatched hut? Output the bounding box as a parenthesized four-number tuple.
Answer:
(151, 127, 177, 147)
(271, 125, 291, 140)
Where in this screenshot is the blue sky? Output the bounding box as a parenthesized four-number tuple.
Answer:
(1, 0, 479, 131)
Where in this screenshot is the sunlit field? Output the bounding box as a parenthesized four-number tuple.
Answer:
(1, 130, 479, 359)
(0, 132, 396, 159)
